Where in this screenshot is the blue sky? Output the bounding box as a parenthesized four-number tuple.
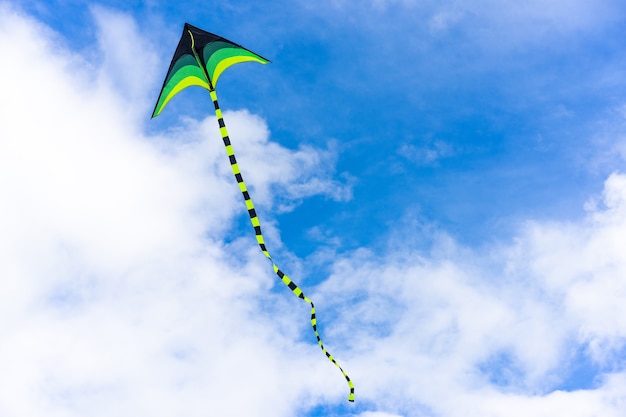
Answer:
(2, 1, 626, 416)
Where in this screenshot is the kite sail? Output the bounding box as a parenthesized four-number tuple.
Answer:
(152, 23, 355, 402)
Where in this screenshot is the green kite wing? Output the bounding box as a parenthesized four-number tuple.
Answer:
(151, 23, 270, 118)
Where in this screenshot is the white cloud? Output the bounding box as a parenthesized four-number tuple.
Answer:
(312, 172, 626, 416)
(0, 6, 355, 417)
(92, 6, 160, 113)
(200, 110, 353, 213)
(515, 172, 626, 363)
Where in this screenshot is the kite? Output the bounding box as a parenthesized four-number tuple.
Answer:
(152, 23, 355, 402)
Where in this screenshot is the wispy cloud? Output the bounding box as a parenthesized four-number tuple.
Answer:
(399, 139, 455, 166)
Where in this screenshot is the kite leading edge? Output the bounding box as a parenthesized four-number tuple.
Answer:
(152, 22, 355, 402)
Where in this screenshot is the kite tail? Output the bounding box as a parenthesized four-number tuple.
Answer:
(209, 89, 355, 402)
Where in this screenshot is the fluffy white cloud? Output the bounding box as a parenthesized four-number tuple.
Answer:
(0, 6, 352, 417)
(313, 171, 626, 416)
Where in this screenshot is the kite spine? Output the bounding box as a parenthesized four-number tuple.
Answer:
(209, 89, 355, 402)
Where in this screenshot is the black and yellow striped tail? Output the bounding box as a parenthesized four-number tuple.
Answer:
(209, 89, 355, 402)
